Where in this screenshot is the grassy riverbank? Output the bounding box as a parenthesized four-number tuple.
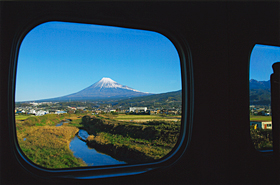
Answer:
(16, 113, 87, 168)
(16, 112, 181, 167)
(87, 132, 172, 163)
(81, 115, 181, 163)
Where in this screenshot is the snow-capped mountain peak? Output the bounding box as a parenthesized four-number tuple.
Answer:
(100, 77, 116, 84)
(49, 77, 152, 101)
(94, 77, 122, 89)
(93, 77, 140, 92)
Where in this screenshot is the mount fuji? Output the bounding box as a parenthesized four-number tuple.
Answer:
(44, 77, 152, 101)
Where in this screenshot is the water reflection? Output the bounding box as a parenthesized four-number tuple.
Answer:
(78, 130, 89, 141)
(69, 134, 126, 166)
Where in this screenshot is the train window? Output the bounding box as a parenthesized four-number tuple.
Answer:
(15, 21, 184, 169)
(249, 44, 280, 151)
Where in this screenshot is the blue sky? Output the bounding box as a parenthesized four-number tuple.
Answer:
(250, 44, 280, 81)
(16, 21, 181, 102)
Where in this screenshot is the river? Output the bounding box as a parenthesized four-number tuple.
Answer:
(56, 119, 71, 127)
(69, 130, 126, 166)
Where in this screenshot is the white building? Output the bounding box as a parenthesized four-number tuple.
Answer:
(35, 110, 49, 116)
(250, 121, 272, 129)
(29, 109, 36, 114)
(129, 107, 147, 113)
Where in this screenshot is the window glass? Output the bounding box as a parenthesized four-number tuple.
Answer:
(249, 44, 280, 151)
(15, 21, 182, 168)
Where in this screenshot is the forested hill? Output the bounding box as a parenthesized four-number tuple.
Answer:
(116, 90, 182, 109)
(249, 79, 270, 90)
(249, 79, 270, 105)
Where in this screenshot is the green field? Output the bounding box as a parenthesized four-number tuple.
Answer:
(116, 115, 164, 120)
(82, 115, 181, 163)
(16, 112, 181, 168)
(250, 115, 272, 121)
(115, 114, 181, 121)
(15, 114, 33, 120)
(16, 113, 88, 168)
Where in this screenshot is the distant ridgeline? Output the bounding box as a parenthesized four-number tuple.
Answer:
(20, 78, 182, 108)
(16, 90, 182, 110)
(249, 79, 271, 105)
(55, 90, 182, 110)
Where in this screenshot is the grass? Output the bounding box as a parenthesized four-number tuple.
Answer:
(17, 125, 86, 168)
(114, 114, 181, 122)
(80, 116, 180, 142)
(250, 115, 272, 121)
(116, 114, 180, 119)
(15, 114, 33, 120)
(15, 113, 90, 168)
(82, 115, 180, 163)
(87, 132, 172, 163)
(116, 115, 164, 119)
(15, 113, 181, 167)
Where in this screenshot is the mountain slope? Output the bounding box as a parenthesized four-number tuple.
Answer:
(249, 79, 271, 105)
(249, 79, 270, 90)
(44, 77, 151, 101)
(115, 90, 182, 109)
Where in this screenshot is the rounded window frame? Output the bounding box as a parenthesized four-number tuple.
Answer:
(9, 17, 194, 179)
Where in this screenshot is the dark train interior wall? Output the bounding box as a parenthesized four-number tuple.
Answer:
(1, 1, 279, 184)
